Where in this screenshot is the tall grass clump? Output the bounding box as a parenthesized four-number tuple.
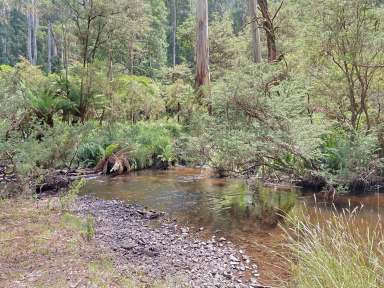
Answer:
(284, 207, 384, 288)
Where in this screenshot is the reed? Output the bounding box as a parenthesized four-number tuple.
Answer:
(283, 205, 384, 288)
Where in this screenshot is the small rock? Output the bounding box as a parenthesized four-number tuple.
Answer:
(229, 255, 239, 262)
(181, 227, 189, 234)
(223, 271, 232, 279)
(121, 240, 136, 250)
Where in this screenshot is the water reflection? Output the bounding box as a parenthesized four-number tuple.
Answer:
(83, 168, 298, 234)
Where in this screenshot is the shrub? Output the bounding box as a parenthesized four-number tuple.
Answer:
(188, 63, 326, 176)
(77, 120, 183, 172)
(127, 121, 181, 168)
(318, 128, 382, 186)
(84, 215, 95, 241)
(77, 142, 105, 168)
(113, 75, 164, 123)
(0, 118, 97, 194)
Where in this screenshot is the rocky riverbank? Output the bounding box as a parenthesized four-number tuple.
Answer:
(74, 196, 264, 288)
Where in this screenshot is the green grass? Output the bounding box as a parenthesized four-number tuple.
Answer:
(284, 207, 384, 288)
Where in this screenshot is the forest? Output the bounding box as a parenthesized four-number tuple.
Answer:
(1, 0, 384, 288)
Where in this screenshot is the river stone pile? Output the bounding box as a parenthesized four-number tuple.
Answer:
(75, 196, 262, 288)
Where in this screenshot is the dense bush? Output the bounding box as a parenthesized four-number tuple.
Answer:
(113, 75, 164, 123)
(92, 120, 183, 170)
(317, 128, 382, 188)
(0, 116, 184, 192)
(186, 63, 326, 177)
(1, 0, 384, 196)
(77, 142, 105, 168)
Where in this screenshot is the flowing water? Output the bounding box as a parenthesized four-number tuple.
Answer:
(83, 167, 384, 286)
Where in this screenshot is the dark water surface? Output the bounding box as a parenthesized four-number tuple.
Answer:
(83, 167, 384, 285)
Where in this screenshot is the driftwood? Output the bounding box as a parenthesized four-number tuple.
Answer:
(95, 149, 131, 176)
(36, 172, 71, 193)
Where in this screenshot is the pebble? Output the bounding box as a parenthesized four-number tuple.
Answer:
(229, 255, 240, 262)
(74, 196, 259, 288)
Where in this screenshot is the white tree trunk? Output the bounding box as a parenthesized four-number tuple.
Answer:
(249, 0, 262, 63)
(171, 0, 177, 67)
(47, 21, 52, 73)
(32, 0, 38, 65)
(27, 8, 33, 63)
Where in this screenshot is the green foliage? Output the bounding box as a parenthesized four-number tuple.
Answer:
(209, 13, 246, 79)
(72, 120, 183, 170)
(84, 215, 95, 241)
(77, 142, 105, 168)
(0, 0, 383, 196)
(144, 0, 168, 77)
(0, 116, 96, 194)
(0, 8, 27, 65)
(300, 0, 384, 131)
(318, 129, 381, 185)
(60, 61, 111, 121)
(104, 144, 119, 157)
(188, 62, 326, 176)
(125, 121, 181, 168)
(113, 75, 164, 123)
(164, 79, 196, 122)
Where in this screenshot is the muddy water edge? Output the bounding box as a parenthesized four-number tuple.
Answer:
(82, 167, 384, 287)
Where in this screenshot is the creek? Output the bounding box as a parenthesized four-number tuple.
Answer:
(83, 167, 384, 286)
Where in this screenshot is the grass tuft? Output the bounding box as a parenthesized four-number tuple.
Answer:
(283, 206, 384, 288)
(59, 178, 86, 211)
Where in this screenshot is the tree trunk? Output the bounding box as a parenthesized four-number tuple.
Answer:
(47, 21, 52, 73)
(61, 27, 64, 66)
(195, 0, 210, 88)
(27, 8, 33, 63)
(107, 45, 114, 119)
(79, 16, 92, 123)
(1, 37, 7, 61)
(107, 47, 113, 82)
(171, 0, 177, 67)
(258, 0, 277, 62)
(62, 23, 69, 98)
(52, 28, 58, 58)
(249, 0, 262, 63)
(128, 39, 134, 74)
(31, 0, 38, 65)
